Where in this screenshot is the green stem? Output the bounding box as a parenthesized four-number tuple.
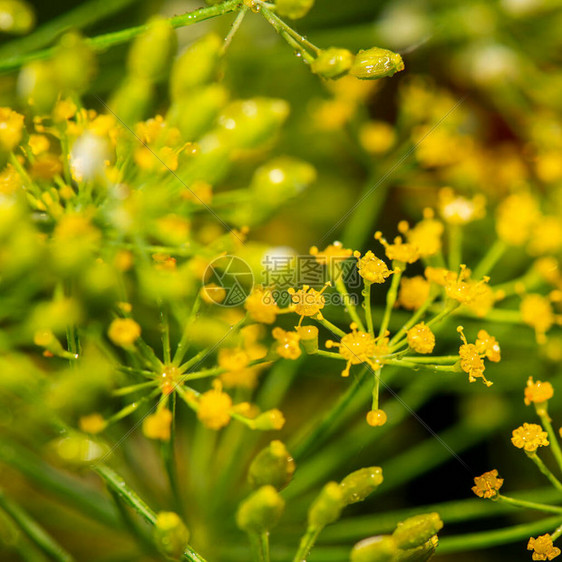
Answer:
(0, 0, 244, 73)
(335, 277, 365, 331)
(537, 409, 562, 474)
(371, 368, 381, 410)
(163, 393, 182, 515)
(364, 282, 374, 336)
(160, 304, 171, 365)
(389, 295, 436, 347)
(379, 265, 403, 337)
(496, 494, 562, 515)
(528, 452, 562, 492)
(293, 526, 321, 562)
(552, 523, 562, 541)
(426, 300, 459, 327)
(447, 223, 462, 271)
(260, 532, 270, 562)
(221, 6, 248, 54)
(315, 316, 346, 338)
(473, 239, 507, 279)
(399, 355, 459, 364)
(0, 490, 74, 562)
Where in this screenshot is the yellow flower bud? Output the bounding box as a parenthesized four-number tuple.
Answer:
(18, 61, 59, 113)
(0, 107, 24, 152)
(276, 0, 314, 19)
(248, 440, 296, 491)
(311, 48, 354, 79)
(108, 318, 141, 348)
(108, 76, 154, 125)
(236, 485, 285, 534)
(52, 32, 97, 93)
(392, 513, 443, 550)
(350, 47, 404, 80)
(297, 325, 319, 354)
(0, 0, 35, 34)
(340, 466, 383, 505)
(153, 512, 190, 559)
(351, 535, 398, 562)
(251, 409, 286, 431)
(49, 435, 108, 467)
(308, 481, 345, 529)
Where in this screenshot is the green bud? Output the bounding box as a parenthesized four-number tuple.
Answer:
(153, 512, 190, 559)
(251, 409, 286, 431)
(276, 0, 314, 19)
(339, 466, 383, 505)
(297, 325, 319, 354)
(17, 61, 58, 113)
(167, 84, 229, 141)
(249, 156, 316, 207)
(217, 98, 290, 149)
(248, 440, 296, 491)
(351, 535, 397, 562)
(308, 482, 345, 529)
(108, 76, 154, 125)
(128, 17, 177, 81)
(311, 48, 354, 79)
(49, 434, 109, 467)
(236, 485, 285, 534)
(392, 513, 443, 550)
(52, 32, 97, 93)
(170, 34, 223, 100)
(395, 536, 439, 562)
(350, 47, 404, 80)
(0, 0, 34, 34)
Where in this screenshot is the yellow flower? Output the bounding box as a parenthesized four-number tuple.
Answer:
(309, 241, 353, 264)
(354, 250, 393, 284)
(327, 323, 389, 377)
(524, 377, 554, 406)
(359, 121, 396, 154)
(375, 231, 420, 264)
(79, 413, 107, 435)
(0, 107, 25, 152)
(245, 286, 280, 324)
(288, 284, 329, 324)
(0, 164, 22, 195)
(438, 187, 485, 225)
(366, 409, 387, 427)
(197, 382, 232, 430)
(398, 209, 444, 257)
(528, 535, 561, 561)
(407, 322, 435, 354)
(528, 216, 562, 256)
(425, 266, 457, 287)
(457, 326, 494, 387)
(521, 294, 557, 344)
(445, 266, 490, 306)
(397, 276, 431, 310)
(511, 423, 549, 452)
(108, 318, 141, 347)
(28, 134, 50, 155)
(218, 348, 250, 371)
(475, 330, 501, 363)
(496, 192, 540, 246)
(471, 469, 503, 499)
(143, 409, 173, 441)
(272, 327, 301, 360)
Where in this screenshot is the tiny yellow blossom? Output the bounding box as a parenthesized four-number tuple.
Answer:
(201, 283, 227, 304)
(511, 423, 549, 452)
(398, 209, 444, 257)
(524, 377, 554, 406)
(0, 107, 25, 152)
(425, 266, 457, 287)
(245, 286, 280, 324)
(310, 241, 353, 264)
(521, 294, 556, 344)
(471, 469, 503, 498)
(252, 408, 286, 430)
(528, 216, 562, 256)
(218, 348, 250, 372)
(375, 231, 420, 264)
(527, 534, 561, 561)
(197, 382, 232, 430)
(438, 187, 485, 225)
(457, 326, 494, 387)
(496, 192, 540, 246)
(397, 276, 431, 310)
(475, 330, 501, 363)
(79, 413, 107, 434)
(354, 250, 393, 284)
(445, 266, 490, 306)
(288, 284, 329, 324)
(28, 134, 50, 155)
(327, 323, 389, 377)
(272, 327, 301, 360)
(0, 164, 22, 195)
(366, 409, 387, 427)
(108, 318, 142, 347)
(407, 322, 435, 354)
(143, 409, 173, 441)
(359, 121, 396, 154)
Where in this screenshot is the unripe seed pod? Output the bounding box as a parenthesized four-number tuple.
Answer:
(351, 535, 397, 562)
(52, 32, 97, 93)
(392, 513, 443, 550)
(350, 47, 404, 80)
(308, 481, 345, 529)
(18, 60, 58, 113)
(0, 0, 34, 34)
(248, 440, 296, 490)
(170, 33, 223, 100)
(128, 17, 177, 81)
(339, 466, 383, 505)
(236, 485, 285, 534)
(395, 535, 439, 562)
(49, 435, 109, 467)
(297, 325, 319, 354)
(251, 409, 286, 431)
(153, 512, 190, 559)
(276, 0, 314, 19)
(311, 48, 354, 79)
(108, 76, 154, 125)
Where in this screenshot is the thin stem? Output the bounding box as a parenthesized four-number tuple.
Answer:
(553, 523, 562, 541)
(221, 6, 248, 54)
(496, 494, 562, 515)
(315, 316, 346, 338)
(335, 277, 365, 331)
(537, 409, 562, 474)
(364, 282, 374, 336)
(399, 355, 459, 365)
(162, 393, 182, 515)
(371, 368, 381, 410)
(379, 265, 403, 338)
(427, 301, 459, 327)
(473, 239, 507, 279)
(293, 527, 321, 562)
(0, 490, 74, 562)
(447, 224, 462, 271)
(259, 532, 270, 562)
(389, 295, 436, 347)
(112, 380, 158, 396)
(160, 304, 171, 365)
(528, 452, 562, 492)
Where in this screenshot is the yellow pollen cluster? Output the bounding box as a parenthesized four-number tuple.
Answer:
(438, 187, 486, 225)
(354, 250, 393, 284)
(327, 323, 389, 377)
(79, 413, 107, 435)
(288, 284, 329, 324)
(496, 192, 541, 246)
(272, 327, 301, 360)
(397, 276, 431, 310)
(527, 535, 561, 561)
(245, 286, 280, 324)
(143, 408, 173, 441)
(375, 231, 420, 264)
(520, 294, 558, 344)
(197, 382, 233, 430)
(445, 266, 490, 306)
(366, 409, 387, 427)
(309, 241, 353, 263)
(511, 423, 549, 452)
(407, 322, 436, 354)
(0, 107, 25, 151)
(524, 377, 554, 406)
(108, 318, 142, 347)
(398, 209, 444, 257)
(471, 469, 503, 498)
(457, 326, 497, 386)
(475, 329, 501, 363)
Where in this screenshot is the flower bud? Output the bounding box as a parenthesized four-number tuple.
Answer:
(351, 535, 397, 562)
(217, 98, 290, 149)
(392, 513, 443, 550)
(339, 466, 383, 505)
(128, 17, 177, 81)
(350, 47, 404, 80)
(0, 0, 34, 34)
(308, 481, 345, 529)
(52, 32, 97, 93)
(297, 325, 319, 354)
(108, 76, 154, 125)
(167, 84, 229, 141)
(18, 61, 59, 113)
(236, 485, 285, 534)
(276, 0, 314, 19)
(251, 409, 286, 431)
(153, 512, 190, 559)
(395, 536, 438, 562)
(248, 440, 296, 490)
(170, 34, 223, 100)
(311, 48, 354, 79)
(49, 435, 109, 467)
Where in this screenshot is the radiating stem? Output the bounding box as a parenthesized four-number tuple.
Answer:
(528, 452, 562, 492)
(379, 264, 403, 337)
(496, 494, 562, 515)
(364, 281, 374, 336)
(315, 316, 346, 338)
(293, 527, 321, 562)
(473, 239, 507, 279)
(537, 408, 562, 474)
(335, 277, 365, 331)
(447, 224, 462, 271)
